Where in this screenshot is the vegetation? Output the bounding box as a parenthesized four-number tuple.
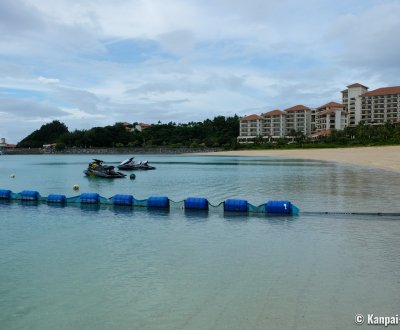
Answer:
(17, 116, 240, 149)
(16, 118, 400, 150)
(247, 122, 400, 149)
(17, 120, 68, 148)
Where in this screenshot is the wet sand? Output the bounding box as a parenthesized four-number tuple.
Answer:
(194, 146, 400, 173)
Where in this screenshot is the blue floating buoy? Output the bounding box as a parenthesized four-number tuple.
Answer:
(184, 197, 209, 210)
(147, 196, 169, 208)
(224, 199, 248, 212)
(0, 189, 12, 199)
(265, 200, 292, 214)
(47, 194, 66, 203)
(80, 193, 100, 204)
(20, 190, 40, 201)
(112, 194, 133, 206)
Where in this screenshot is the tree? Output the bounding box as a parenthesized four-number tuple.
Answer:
(17, 120, 69, 148)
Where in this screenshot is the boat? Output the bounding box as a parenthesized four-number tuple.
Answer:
(84, 159, 126, 178)
(117, 157, 156, 171)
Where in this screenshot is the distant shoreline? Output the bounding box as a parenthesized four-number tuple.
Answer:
(0, 147, 222, 155)
(192, 146, 400, 173)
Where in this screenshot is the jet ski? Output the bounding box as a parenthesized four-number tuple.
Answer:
(117, 157, 156, 170)
(84, 159, 126, 178)
(117, 157, 136, 170)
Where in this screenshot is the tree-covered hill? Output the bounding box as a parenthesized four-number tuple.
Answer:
(17, 116, 240, 149)
(17, 120, 69, 148)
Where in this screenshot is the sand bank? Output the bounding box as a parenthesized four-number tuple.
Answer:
(195, 146, 400, 173)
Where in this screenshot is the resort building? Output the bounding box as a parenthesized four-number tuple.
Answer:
(341, 83, 368, 127)
(237, 82, 400, 143)
(237, 106, 311, 142)
(315, 102, 347, 132)
(360, 87, 400, 125)
(284, 105, 312, 137)
(237, 114, 264, 143)
(261, 110, 286, 138)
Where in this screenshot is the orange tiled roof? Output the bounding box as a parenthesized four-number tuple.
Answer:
(240, 114, 263, 121)
(347, 83, 368, 89)
(264, 110, 286, 116)
(362, 86, 400, 97)
(317, 101, 344, 109)
(285, 105, 308, 112)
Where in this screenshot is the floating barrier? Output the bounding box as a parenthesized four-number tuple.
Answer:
(184, 197, 209, 210)
(0, 189, 12, 199)
(20, 190, 40, 201)
(47, 194, 66, 204)
(0, 189, 299, 216)
(112, 194, 134, 206)
(80, 193, 100, 204)
(224, 199, 248, 213)
(147, 196, 169, 208)
(265, 200, 293, 215)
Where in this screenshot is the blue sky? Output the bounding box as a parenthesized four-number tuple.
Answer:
(1, 0, 400, 143)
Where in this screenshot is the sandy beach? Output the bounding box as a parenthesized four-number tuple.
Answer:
(196, 146, 400, 173)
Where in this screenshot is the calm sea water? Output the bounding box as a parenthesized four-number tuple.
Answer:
(1, 154, 400, 329)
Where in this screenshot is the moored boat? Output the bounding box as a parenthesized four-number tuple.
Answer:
(84, 159, 126, 178)
(117, 157, 156, 170)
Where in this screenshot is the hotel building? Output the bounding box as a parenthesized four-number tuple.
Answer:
(341, 83, 368, 126)
(315, 102, 347, 133)
(238, 82, 400, 142)
(360, 87, 400, 125)
(261, 110, 286, 138)
(284, 105, 312, 136)
(237, 114, 264, 143)
(238, 106, 311, 142)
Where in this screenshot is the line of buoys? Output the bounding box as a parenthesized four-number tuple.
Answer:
(0, 189, 299, 215)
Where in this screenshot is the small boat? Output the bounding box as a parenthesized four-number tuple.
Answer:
(118, 157, 156, 171)
(84, 159, 126, 178)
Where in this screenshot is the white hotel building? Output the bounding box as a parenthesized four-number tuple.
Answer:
(238, 83, 400, 142)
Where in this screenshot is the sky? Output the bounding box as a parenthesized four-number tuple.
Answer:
(0, 0, 400, 143)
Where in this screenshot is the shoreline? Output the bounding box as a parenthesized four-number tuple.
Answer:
(0, 147, 222, 155)
(193, 146, 400, 173)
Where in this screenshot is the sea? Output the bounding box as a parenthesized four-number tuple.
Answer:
(1, 154, 400, 330)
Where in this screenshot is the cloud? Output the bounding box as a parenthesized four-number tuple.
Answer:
(157, 29, 195, 55)
(0, 97, 67, 118)
(0, 0, 399, 143)
(0, 0, 44, 34)
(38, 76, 60, 84)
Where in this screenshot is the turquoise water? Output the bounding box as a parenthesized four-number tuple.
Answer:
(1, 155, 400, 329)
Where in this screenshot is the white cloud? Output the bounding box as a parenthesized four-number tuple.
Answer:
(38, 76, 60, 84)
(0, 0, 399, 143)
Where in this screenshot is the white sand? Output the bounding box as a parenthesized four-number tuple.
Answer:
(193, 146, 400, 173)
